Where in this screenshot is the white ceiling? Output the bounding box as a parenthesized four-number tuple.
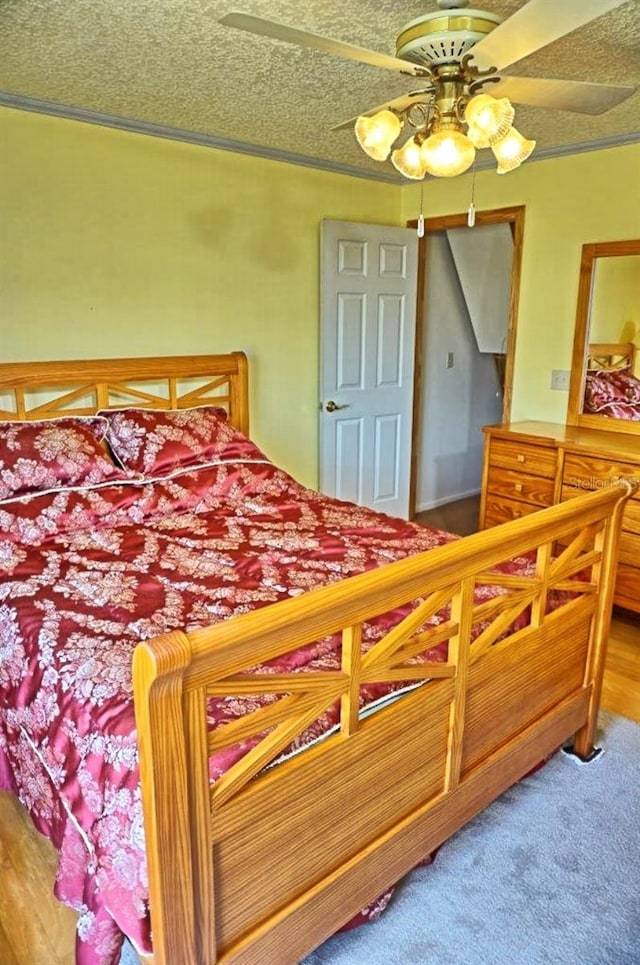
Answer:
(1, 0, 639, 182)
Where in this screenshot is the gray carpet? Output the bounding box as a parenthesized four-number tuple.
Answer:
(122, 712, 640, 965)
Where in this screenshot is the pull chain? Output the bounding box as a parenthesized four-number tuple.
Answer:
(467, 164, 476, 228)
(417, 180, 425, 238)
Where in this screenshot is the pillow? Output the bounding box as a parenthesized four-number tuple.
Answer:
(605, 368, 640, 403)
(583, 371, 628, 411)
(0, 416, 125, 501)
(99, 405, 241, 476)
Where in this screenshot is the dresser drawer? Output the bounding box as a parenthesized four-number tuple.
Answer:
(615, 563, 640, 612)
(562, 453, 640, 501)
(486, 466, 555, 508)
(618, 530, 640, 568)
(621, 498, 640, 535)
(489, 438, 557, 478)
(483, 494, 542, 527)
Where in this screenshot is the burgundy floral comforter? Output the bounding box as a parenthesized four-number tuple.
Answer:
(0, 444, 544, 964)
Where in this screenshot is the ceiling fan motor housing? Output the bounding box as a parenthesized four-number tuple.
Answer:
(396, 8, 502, 67)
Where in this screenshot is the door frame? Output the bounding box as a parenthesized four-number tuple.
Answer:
(407, 204, 526, 518)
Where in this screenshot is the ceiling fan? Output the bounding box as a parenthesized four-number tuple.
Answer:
(219, 0, 636, 180)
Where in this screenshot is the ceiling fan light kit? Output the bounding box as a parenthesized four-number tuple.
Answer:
(220, 0, 634, 182)
(357, 84, 532, 179)
(355, 88, 530, 178)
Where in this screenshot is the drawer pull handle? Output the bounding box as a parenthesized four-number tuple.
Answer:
(516, 454, 526, 463)
(514, 483, 523, 493)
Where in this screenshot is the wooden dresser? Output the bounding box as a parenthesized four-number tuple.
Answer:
(480, 421, 640, 613)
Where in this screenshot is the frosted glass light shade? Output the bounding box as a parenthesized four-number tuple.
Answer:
(491, 126, 536, 173)
(355, 110, 402, 161)
(391, 136, 427, 180)
(464, 94, 515, 149)
(421, 129, 476, 178)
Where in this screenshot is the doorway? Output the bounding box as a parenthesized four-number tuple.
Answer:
(408, 205, 525, 518)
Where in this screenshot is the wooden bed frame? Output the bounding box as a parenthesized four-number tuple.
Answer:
(0, 353, 631, 965)
(587, 342, 636, 372)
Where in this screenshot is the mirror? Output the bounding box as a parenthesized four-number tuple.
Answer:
(567, 239, 640, 436)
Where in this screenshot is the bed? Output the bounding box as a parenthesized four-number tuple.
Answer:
(0, 352, 631, 965)
(583, 342, 640, 421)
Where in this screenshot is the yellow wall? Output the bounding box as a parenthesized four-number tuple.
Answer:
(590, 255, 640, 347)
(400, 144, 640, 424)
(3, 104, 640, 486)
(0, 107, 400, 486)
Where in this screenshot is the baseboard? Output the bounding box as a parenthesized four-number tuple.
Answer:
(415, 488, 481, 513)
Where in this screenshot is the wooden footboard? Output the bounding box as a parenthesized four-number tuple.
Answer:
(133, 484, 629, 965)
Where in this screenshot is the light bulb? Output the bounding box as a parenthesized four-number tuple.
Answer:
(354, 110, 403, 161)
(391, 136, 427, 180)
(421, 129, 475, 178)
(464, 94, 514, 149)
(491, 126, 536, 174)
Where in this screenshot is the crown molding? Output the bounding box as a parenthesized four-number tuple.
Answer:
(0, 91, 400, 183)
(2, 90, 639, 185)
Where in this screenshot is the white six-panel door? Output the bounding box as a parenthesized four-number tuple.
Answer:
(319, 220, 418, 519)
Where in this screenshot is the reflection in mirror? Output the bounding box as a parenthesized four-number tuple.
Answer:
(567, 240, 640, 437)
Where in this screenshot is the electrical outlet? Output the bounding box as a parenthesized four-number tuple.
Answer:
(550, 369, 570, 391)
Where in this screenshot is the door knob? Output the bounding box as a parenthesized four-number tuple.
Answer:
(324, 400, 349, 413)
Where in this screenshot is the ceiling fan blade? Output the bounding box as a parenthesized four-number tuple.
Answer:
(470, 0, 629, 72)
(331, 89, 435, 131)
(219, 11, 426, 76)
(489, 75, 636, 115)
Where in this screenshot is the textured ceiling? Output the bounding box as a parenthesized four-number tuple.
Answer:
(1, 0, 639, 181)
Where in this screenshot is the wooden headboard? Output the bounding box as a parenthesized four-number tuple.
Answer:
(0, 352, 249, 435)
(587, 342, 636, 372)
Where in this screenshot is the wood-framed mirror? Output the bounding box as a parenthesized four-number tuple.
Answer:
(567, 238, 640, 437)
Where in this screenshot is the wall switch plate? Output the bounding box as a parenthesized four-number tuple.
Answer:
(550, 369, 570, 391)
(447, 352, 454, 369)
